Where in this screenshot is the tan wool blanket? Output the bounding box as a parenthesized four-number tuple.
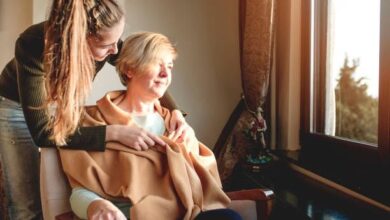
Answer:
(59, 91, 230, 220)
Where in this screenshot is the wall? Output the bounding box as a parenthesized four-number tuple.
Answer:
(0, 0, 32, 68)
(32, 0, 49, 23)
(0, 0, 241, 147)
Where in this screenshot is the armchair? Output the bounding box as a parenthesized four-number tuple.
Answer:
(40, 148, 274, 220)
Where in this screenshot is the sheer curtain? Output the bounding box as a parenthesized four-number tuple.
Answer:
(216, 0, 276, 181)
(325, 0, 336, 136)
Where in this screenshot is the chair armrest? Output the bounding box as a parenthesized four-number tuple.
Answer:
(226, 188, 274, 201)
(226, 189, 274, 220)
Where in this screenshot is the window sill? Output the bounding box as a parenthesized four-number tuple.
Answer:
(224, 154, 389, 219)
(273, 149, 390, 209)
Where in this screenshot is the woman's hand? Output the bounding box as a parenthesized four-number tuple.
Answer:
(106, 124, 166, 151)
(87, 199, 126, 220)
(168, 110, 194, 142)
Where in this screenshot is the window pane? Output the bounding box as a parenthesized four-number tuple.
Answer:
(323, 0, 380, 144)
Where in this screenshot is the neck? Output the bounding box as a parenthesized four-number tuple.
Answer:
(118, 86, 155, 115)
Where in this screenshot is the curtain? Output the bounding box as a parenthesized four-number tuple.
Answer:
(324, 0, 336, 136)
(215, 0, 276, 182)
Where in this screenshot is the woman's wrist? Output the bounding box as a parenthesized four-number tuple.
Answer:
(105, 124, 120, 142)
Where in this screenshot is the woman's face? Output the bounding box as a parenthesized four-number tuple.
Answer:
(129, 49, 174, 100)
(87, 18, 125, 61)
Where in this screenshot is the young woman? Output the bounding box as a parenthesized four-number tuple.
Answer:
(0, 1, 188, 219)
(60, 32, 242, 220)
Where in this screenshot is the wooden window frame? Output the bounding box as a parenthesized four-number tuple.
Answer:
(300, 0, 389, 204)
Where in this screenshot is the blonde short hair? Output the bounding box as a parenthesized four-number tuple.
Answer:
(116, 32, 177, 85)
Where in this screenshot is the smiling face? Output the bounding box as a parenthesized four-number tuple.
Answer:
(127, 48, 174, 100)
(116, 32, 177, 99)
(87, 18, 125, 61)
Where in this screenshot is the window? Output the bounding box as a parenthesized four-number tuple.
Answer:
(301, 0, 389, 203)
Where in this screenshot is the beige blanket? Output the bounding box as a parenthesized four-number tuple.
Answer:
(59, 91, 230, 220)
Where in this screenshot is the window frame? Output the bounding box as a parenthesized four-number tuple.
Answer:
(300, 0, 389, 203)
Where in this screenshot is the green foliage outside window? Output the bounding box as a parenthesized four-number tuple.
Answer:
(335, 57, 378, 144)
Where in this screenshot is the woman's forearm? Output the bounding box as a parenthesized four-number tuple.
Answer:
(105, 124, 167, 150)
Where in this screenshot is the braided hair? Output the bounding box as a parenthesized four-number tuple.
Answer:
(44, 0, 124, 145)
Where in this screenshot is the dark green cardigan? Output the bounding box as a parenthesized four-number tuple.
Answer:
(0, 22, 176, 151)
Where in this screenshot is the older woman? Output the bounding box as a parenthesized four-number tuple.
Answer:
(59, 32, 242, 220)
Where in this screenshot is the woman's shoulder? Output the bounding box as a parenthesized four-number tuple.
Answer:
(19, 21, 46, 42)
(15, 22, 46, 59)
